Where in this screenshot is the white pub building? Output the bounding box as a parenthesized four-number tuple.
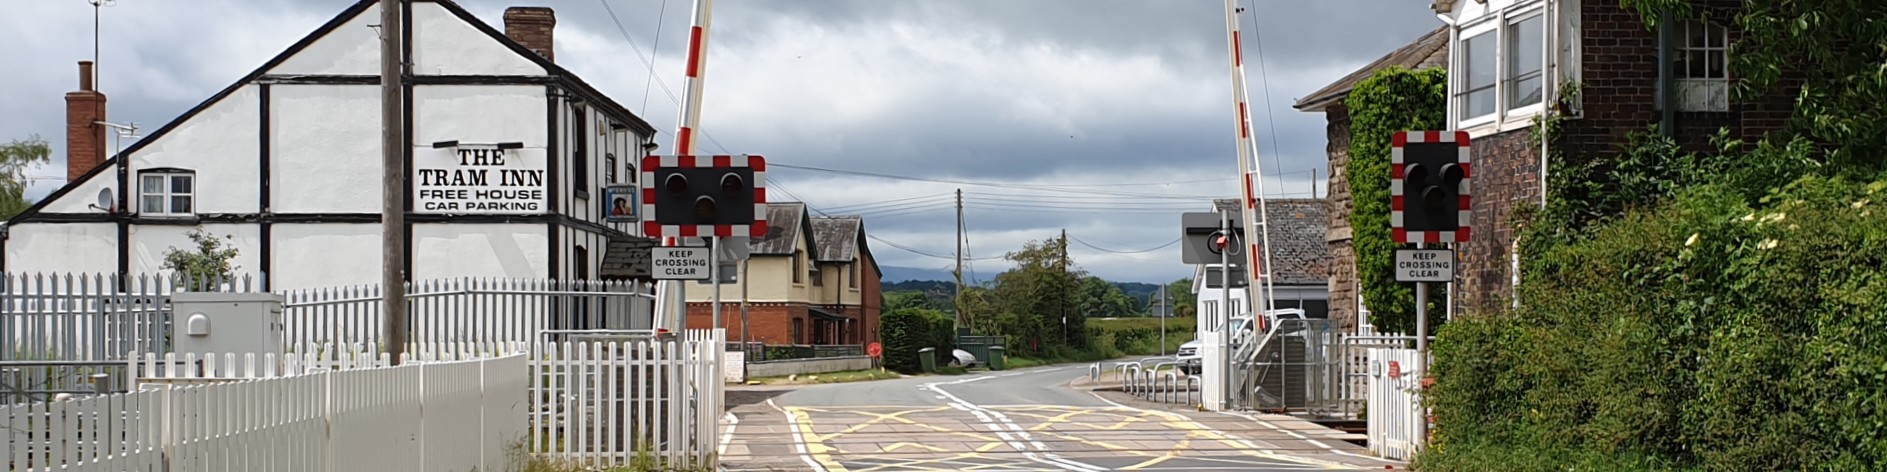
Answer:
(3, 0, 661, 290)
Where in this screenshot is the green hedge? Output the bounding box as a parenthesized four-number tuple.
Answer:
(881, 308, 957, 374)
(1422, 176, 1887, 471)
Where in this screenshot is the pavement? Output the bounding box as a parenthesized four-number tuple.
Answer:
(718, 361, 1404, 471)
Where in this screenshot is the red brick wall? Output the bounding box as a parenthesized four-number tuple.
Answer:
(859, 253, 882, 346)
(503, 7, 556, 63)
(1461, 129, 1539, 311)
(65, 61, 106, 183)
(686, 302, 806, 345)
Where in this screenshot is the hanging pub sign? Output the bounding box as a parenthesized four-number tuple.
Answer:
(604, 184, 638, 222)
(414, 142, 546, 214)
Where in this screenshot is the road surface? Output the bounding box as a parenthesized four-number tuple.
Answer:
(718, 362, 1400, 471)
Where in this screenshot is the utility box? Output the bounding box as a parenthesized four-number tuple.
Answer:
(170, 292, 286, 357)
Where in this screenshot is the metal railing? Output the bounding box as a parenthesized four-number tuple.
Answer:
(283, 278, 657, 347)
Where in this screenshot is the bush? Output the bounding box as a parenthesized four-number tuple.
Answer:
(1423, 175, 1887, 470)
(881, 308, 958, 374)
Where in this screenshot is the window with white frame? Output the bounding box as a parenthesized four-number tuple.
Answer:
(1507, 14, 1545, 111)
(1456, 3, 1548, 125)
(138, 170, 195, 216)
(1673, 19, 1729, 112)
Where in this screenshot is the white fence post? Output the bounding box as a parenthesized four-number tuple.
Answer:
(1367, 348, 1425, 460)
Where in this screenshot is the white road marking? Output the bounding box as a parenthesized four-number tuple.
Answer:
(926, 376, 1108, 472)
(767, 398, 830, 472)
(1223, 410, 1402, 465)
(717, 411, 739, 456)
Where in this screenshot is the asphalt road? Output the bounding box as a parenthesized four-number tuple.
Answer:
(718, 362, 1399, 471)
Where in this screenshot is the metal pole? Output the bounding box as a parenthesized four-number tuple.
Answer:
(711, 236, 722, 334)
(1415, 241, 1429, 445)
(380, 0, 407, 365)
(1219, 211, 1232, 410)
(1160, 282, 1167, 356)
(740, 259, 750, 346)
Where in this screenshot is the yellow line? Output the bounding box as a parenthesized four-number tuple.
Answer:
(842, 408, 1004, 442)
(883, 442, 950, 453)
(1119, 452, 1181, 470)
(1023, 408, 1094, 431)
(851, 452, 984, 472)
(812, 407, 952, 442)
(782, 406, 851, 472)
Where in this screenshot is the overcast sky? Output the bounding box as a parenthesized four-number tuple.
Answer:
(0, 0, 1440, 284)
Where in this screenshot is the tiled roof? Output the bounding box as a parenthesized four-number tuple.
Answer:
(750, 202, 808, 255)
(1211, 198, 1330, 286)
(811, 216, 862, 262)
(1294, 27, 1449, 112)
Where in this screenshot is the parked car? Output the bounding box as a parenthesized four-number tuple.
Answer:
(1177, 315, 1253, 375)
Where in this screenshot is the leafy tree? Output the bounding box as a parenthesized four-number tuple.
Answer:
(979, 236, 1087, 354)
(163, 228, 240, 289)
(1343, 66, 1448, 334)
(0, 135, 51, 219)
(1076, 276, 1136, 319)
(1166, 278, 1197, 318)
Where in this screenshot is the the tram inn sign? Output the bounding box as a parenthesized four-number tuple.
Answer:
(415, 143, 547, 214)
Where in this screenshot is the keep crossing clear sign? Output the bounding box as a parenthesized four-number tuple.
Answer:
(1395, 249, 1455, 282)
(650, 247, 711, 280)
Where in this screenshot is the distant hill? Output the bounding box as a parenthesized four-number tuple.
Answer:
(879, 265, 955, 283)
(881, 277, 1170, 314)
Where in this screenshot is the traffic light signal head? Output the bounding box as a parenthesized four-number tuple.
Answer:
(1392, 131, 1471, 243)
(642, 155, 768, 238)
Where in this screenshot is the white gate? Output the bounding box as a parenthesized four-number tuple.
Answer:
(1367, 347, 1424, 460)
(529, 329, 724, 469)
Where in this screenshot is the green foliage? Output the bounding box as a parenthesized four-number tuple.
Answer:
(1342, 66, 1448, 333)
(880, 308, 956, 374)
(1087, 317, 1196, 356)
(1425, 174, 1887, 470)
(0, 135, 52, 220)
(1165, 278, 1197, 317)
(162, 227, 241, 290)
(1076, 276, 1137, 319)
(973, 236, 1089, 355)
(1621, 0, 1887, 172)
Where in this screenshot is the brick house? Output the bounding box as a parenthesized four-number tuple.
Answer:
(680, 202, 882, 347)
(1301, 0, 1795, 319)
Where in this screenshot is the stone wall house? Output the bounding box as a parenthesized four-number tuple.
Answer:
(1293, 27, 1447, 331)
(1301, 0, 1798, 322)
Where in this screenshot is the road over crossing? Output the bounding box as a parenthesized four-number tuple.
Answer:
(719, 363, 1401, 471)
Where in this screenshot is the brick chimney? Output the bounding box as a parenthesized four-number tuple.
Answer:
(65, 61, 108, 182)
(504, 7, 556, 63)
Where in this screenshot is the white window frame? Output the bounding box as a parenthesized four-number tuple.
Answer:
(138, 170, 196, 217)
(1673, 19, 1730, 112)
(1451, 0, 1552, 133)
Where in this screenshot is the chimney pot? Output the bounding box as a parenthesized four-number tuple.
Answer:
(504, 7, 556, 63)
(79, 61, 94, 91)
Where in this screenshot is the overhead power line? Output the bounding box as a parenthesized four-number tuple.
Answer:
(1069, 235, 1182, 254)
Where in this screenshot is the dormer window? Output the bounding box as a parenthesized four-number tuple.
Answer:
(139, 169, 195, 216)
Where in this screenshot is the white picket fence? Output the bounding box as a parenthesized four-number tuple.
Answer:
(530, 329, 725, 468)
(2, 353, 528, 472)
(1366, 347, 1425, 460)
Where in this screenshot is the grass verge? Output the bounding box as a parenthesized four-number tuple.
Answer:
(747, 369, 903, 385)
